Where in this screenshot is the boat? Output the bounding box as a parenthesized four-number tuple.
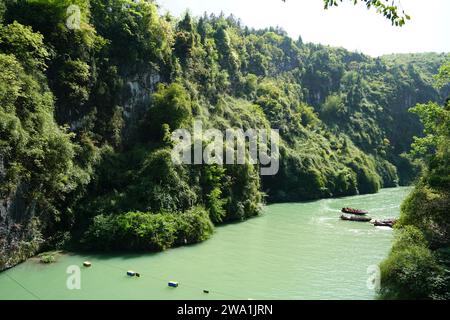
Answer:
(168, 281, 179, 288)
(127, 270, 136, 277)
(340, 214, 372, 222)
(341, 207, 369, 215)
(83, 261, 91, 267)
(372, 218, 397, 228)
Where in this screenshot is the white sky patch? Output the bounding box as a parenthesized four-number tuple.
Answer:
(157, 0, 450, 57)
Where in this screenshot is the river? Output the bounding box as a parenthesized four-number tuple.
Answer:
(0, 187, 411, 300)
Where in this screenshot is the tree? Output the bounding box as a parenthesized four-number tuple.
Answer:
(146, 83, 193, 137)
(323, 0, 410, 26)
(434, 59, 450, 90)
(0, 21, 49, 71)
(282, 0, 410, 26)
(380, 226, 445, 299)
(380, 60, 450, 299)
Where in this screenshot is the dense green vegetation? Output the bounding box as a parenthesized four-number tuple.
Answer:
(380, 60, 450, 300)
(0, 0, 447, 270)
(82, 206, 213, 251)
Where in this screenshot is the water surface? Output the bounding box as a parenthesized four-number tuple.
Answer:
(0, 187, 411, 300)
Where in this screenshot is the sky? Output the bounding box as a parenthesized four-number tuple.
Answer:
(157, 0, 450, 57)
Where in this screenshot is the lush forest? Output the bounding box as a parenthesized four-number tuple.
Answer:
(379, 61, 450, 299)
(0, 0, 448, 299)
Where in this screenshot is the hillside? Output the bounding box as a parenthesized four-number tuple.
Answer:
(0, 0, 448, 270)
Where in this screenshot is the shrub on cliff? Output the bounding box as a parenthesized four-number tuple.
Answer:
(379, 226, 446, 299)
(82, 206, 214, 251)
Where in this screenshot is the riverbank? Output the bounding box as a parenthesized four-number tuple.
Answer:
(0, 187, 411, 300)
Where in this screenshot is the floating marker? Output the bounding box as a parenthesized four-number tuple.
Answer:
(83, 261, 92, 267)
(168, 281, 179, 288)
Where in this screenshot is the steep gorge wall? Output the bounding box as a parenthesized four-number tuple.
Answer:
(0, 67, 161, 271)
(122, 71, 161, 137)
(0, 157, 41, 270)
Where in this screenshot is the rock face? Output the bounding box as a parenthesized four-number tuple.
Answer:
(122, 71, 161, 137)
(0, 156, 42, 271)
(0, 69, 161, 271)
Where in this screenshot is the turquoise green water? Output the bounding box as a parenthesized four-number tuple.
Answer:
(0, 187, 411, 300)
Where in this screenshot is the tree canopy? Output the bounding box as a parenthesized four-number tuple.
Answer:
(310, 0, 410, 26)
(0, 1, 446, 282)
